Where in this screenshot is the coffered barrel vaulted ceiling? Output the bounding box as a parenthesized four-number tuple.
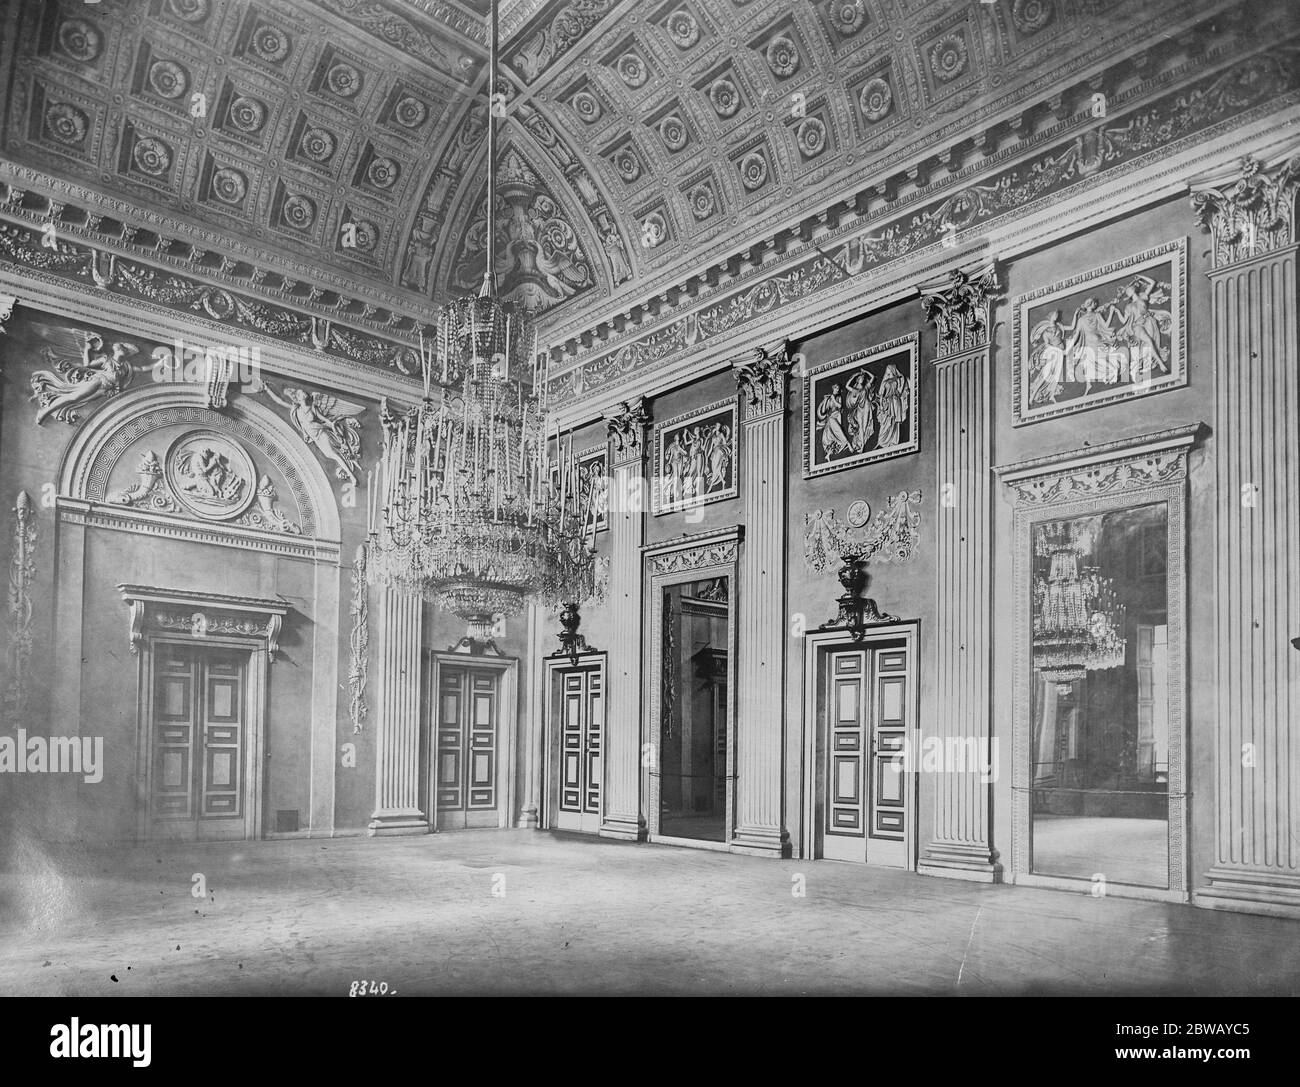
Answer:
(0, 0, 1253, 380)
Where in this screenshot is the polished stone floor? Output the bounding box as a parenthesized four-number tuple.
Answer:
(1, 829, 1296, 996)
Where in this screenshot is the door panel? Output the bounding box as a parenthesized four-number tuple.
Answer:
(148, 644, 249, 841)
(555, 664, 602, 833)
(823, 649, 867, 860)
(435, 665, 501, 829)
(821, 639, 914, 868)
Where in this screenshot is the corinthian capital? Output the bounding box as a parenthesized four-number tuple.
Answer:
(919, 263, 999, 359)
(1190, 151, 1300, 268)
(733, 340, 798, 420)
(605, 395, 651, 464)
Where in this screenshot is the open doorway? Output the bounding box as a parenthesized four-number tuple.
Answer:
(658, 577, 730, 843)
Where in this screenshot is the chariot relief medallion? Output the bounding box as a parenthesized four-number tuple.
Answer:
(164, 431, 257, 521)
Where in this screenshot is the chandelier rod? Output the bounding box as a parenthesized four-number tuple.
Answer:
(480, 0, 499, 300)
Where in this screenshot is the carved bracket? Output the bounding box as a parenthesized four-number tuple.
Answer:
(117, 584, 290, 661)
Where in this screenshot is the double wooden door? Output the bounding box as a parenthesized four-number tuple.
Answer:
(552, 662, 603, 833)
(147, 642, 252, 841)
(820, 639, 914, 868)
(434, 664, 502, 829)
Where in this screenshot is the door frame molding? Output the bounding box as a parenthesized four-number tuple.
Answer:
(801, 622, 920, 867)
(642, 526, 741, 848)
(135, 634, 269, 841)
(541, 651, 607, 832)
(425, 651, 519, 831)
(997, 425, 1199, 901)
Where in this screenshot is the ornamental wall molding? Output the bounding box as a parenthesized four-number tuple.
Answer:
(1189, 147, 1300, 267)
(0, 208, 423, 378)
(0, 259, 421, 406)
(996, 422, 1205, 506)
(58, 382, 341, 543)
(541, 5, 1245, 348)
(543, 35, 1300, 421)
(517, 0, 1230, 314)
(59, 498, 339, 563)
(0, 172, 421, 331)
(4, 491, 37, 727)
(642, 524, 743, 576)
(349, 543, 369, 735)
(117, 584, 290, 660)
(108, 449, 303, 536)
(1002, 424, 1200, 892)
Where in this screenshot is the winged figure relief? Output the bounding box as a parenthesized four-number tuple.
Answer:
(29, 326, 143, 425)
(253, 380, 365, 485)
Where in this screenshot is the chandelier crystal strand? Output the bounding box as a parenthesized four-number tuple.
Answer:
(366, 0, 599, 643)
(1031, 519, 1127, 680)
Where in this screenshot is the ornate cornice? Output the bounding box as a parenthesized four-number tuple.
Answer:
(919, 263, 1000, 359)
(997, 423, 1205, 506)
(543, 30, 1300, 418)
(733, 341, 797, 422)
(604, 394, 651, 465)
(118, 583, 290, 659)
(0, 212, 423, 383)
(61, 498, 340, 564)
(643, 524, 743, 576)
(1190, 149, 1300, 267)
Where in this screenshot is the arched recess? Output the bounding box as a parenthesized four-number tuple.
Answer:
(59, 382, 341, 544)
(51, 381, 343, 840)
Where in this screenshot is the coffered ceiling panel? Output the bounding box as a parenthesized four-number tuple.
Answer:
(0, 0, 1226, 339)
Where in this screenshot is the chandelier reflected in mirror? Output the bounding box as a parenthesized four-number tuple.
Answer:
(366, 0, 599, 650)
(1031, 518, 1126, 681)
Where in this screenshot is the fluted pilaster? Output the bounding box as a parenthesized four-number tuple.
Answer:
(918, 266, 1000, 881)
(600, 396, 650, 840)
(731, 344, 793, 855)
(1192, 150, 1300, 916)
(368, 586, 427, 835)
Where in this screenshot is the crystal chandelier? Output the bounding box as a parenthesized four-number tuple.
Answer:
(1031, 519, 1126, 681)
(366, 0, 598, 647)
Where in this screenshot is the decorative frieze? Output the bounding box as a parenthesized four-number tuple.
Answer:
(546, 41, 1300, 412)
(0, 218, 420, 375)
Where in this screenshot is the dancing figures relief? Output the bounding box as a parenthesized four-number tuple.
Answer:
(1014, 240, 1185, 425)
(652, 398, 738, 515)
(803, 333, 919, 479)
